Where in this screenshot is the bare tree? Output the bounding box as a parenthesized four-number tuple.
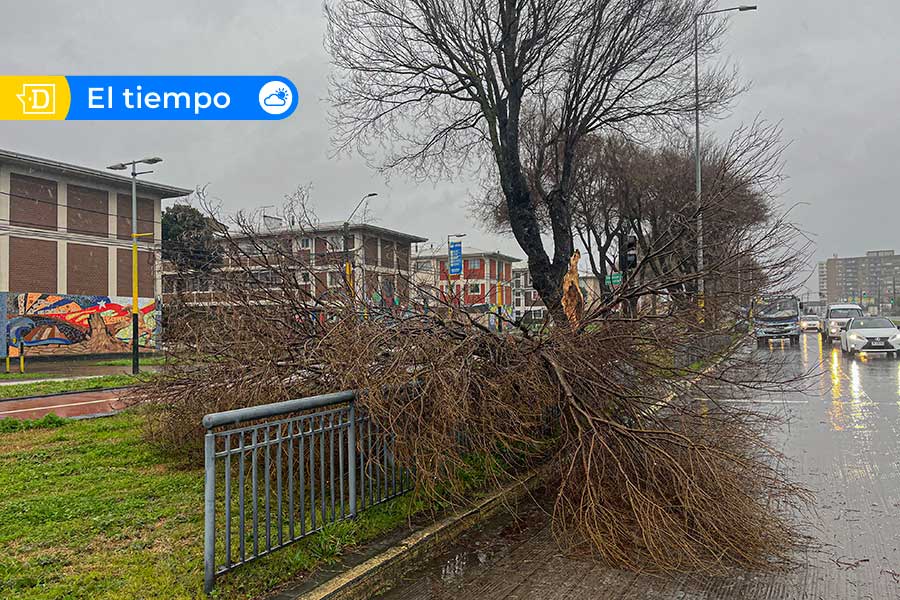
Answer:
(325, 0, 739, 322)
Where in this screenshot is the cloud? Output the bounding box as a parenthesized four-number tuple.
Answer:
(263, 92, 287, 107)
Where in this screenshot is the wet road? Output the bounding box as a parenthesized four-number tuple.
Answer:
(379, 333, 900, 599)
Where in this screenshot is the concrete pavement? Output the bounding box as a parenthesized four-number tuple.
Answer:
(377, 333, 900, 599)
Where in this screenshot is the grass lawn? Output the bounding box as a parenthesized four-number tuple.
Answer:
(92, 357, 169, 367)
(0, 372, 53, 381)
(0, 412, 429, 600)
(0, 375, 139, 400)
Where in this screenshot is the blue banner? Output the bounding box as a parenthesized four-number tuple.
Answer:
(58, 75, 298, 120)
(449, 241, 463, 276)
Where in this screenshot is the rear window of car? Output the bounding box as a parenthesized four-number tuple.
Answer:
(829, 308, 863, 319)
(850, 318, 894, 329)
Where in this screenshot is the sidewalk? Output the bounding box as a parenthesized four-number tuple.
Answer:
(0, 389, 127, 420)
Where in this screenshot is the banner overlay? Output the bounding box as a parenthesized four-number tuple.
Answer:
(0, 75, 298, 120)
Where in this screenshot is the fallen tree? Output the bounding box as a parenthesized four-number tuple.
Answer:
(139, 185, 813, 575)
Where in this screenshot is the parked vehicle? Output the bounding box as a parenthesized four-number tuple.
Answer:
(822, 303, 865, 342)
(800, 314, 820, 332)
(840, 317, 900, 357)
(752, 295, 801, 347)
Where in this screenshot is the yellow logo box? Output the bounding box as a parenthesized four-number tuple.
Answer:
(0, 76, 71, 120)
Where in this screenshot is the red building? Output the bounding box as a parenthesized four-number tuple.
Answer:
(413, 247, 519, 314)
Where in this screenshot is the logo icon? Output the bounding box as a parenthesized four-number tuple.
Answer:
(16, 83, 56, 115)
(258, 81, 293, 115)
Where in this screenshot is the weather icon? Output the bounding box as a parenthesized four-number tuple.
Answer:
(258, 81, 295, 116)
(263, 87, 289, 107)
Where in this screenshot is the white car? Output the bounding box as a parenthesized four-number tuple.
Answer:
(840, 317, 900, 357)
(800, 314, 820, 332)
(822, 303, 865, 342)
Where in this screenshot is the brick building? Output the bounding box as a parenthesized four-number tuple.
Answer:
(0, 149, 189, 356)
(413, 247, 519, 320)
(164, 220, 426, 309)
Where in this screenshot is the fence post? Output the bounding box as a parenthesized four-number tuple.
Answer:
(203, 431, 216, 594)
(348, 396, 357, 517)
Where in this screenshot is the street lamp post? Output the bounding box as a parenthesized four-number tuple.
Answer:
(694, 4, 756, 297)
(343, 193, 378, 299)
(107, 157, 163, 375)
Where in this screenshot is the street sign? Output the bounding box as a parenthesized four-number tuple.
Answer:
(605, 273, 623, 285)
(448, 241, 463, 276)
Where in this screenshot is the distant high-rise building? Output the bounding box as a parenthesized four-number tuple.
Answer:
(822, 250, 899, 309)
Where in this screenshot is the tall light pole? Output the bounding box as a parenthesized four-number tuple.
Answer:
(343, 192, 378, 297)
(108, 157, 163, 375)
(695, 4, 756, 297)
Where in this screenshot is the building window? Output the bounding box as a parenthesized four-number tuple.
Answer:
(415, 260, 430, 272)
(327, 272, 342, 288)
(300, 271, 311, 284)
(468, 283, 480, 294)
(469, 258, 481, 269)
(300, 237, 311, 249)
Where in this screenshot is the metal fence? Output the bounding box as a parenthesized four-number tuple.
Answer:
(202, 390, 413, 593)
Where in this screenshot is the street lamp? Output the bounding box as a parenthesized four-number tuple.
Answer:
(107, 156, 163, 375)
(343, 193, 378, 297)
(694, 4, 756, 297)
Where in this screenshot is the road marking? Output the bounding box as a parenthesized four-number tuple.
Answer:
(0, 397, 117, 416)
(693, 398, 809, 405)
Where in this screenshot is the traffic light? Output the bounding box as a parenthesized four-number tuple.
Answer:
(619, 234, 638, 273)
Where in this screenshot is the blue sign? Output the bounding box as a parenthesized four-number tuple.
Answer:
(449, 241, 463, 276)
(14, 75, 301, 120)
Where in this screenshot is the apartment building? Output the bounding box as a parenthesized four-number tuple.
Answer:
(822, 250, 900, 310)
(0, 149, 190, 356)
(413, 247, 519, 319)
(164, 220, 427, 309)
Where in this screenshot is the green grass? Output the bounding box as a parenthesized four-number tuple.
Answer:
(0, 413, 68, 434)
(0, 374, 140, 400)
(92, 357, 169, 367)
(0, 372, 53, 381)
(0, 412, 430, 600)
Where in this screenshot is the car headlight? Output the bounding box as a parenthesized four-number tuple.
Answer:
(848, 333, 866, 343)
(890, 333, 900, 344)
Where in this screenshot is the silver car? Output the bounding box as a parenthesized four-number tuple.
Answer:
(840, 317, 900, 357)
(800, 314, 820, 332)
(822, 303, 864, 342)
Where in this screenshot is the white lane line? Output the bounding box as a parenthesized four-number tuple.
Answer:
(693, 398, 809, 404)
(0, 398, 117, 416)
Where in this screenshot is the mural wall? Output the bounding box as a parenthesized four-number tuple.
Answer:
(0, 292, 159, 357)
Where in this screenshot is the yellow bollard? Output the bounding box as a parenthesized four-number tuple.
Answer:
(5, 355, 9, 374)
(18, 341, 24, 374)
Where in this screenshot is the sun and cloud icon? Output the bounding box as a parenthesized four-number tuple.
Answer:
(258, 81, 295, 115)
(263, 87, 289, 107)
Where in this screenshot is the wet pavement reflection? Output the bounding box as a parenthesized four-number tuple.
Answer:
(378, 333, 900, 599)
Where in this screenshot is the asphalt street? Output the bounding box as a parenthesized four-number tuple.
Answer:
(378, 332, 900, 599)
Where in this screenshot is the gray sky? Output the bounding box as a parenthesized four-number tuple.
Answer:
(2, 0, 898, 287)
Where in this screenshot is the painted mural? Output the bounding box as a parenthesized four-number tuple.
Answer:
(0, 292, 159, 357)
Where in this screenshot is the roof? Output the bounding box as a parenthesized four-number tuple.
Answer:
(827, 303, 864, 308)
(233, 220, 427, 244)
(417, 245, 521, 263)
(0, 148, 192, 198)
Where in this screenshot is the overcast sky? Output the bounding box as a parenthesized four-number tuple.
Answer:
(2, 1, 898, 290)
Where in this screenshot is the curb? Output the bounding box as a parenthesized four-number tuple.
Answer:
(277, 468, 549, 600)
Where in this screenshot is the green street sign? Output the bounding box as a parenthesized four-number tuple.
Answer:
(605, 273, 623, 285)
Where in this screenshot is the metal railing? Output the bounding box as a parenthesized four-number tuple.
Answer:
(202, 390, 412, 593)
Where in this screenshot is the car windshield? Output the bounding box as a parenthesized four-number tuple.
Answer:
(850, 318, 894, 330)
(829, 308, 864, 319)
(756, 298, 798, 319)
